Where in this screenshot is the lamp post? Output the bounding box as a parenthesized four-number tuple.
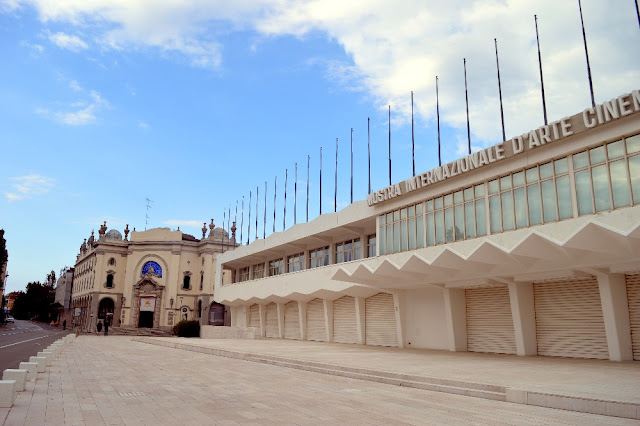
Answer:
(1, 272, 8, 321)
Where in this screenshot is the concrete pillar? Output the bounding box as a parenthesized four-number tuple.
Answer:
(19, 363, 37, 381)
(243, 305, 251, 329)
(2, 370, 26, 392)
(277, 303, 285, 338)
(597, 273, 633, 361)
(323, 299, 334, 342)
(443, 288, 467, 352)
(393, 292, 405, 348)
(258, 304, 266, 338)
(298, 302, 307, 340)
(354, 297, 365, 345)
(508, 282, 537, 356)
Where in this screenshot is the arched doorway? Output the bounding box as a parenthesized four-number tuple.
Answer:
(98, 298, 115, 326)
(209, 302, 225, 326)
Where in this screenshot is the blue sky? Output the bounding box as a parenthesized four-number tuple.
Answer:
(1, 0, 639, 294)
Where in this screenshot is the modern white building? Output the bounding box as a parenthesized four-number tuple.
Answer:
(215, 89, 640, 362)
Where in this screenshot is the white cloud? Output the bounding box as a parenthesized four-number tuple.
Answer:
(5, 174, 55, 202)
(48, 31, 88, 51)
(69, 79, 82, 91)
(138, 120, 149, 130)
(38, 89, 109, 126)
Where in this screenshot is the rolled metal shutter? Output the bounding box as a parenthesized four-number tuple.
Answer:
(626, 273, 640, 361)
(306, 298, 326, 342)
(284, 301, 300, 340)
(365, 293, 398, 347)
(265, 303, 279, 338)
(466, 286, 517, 354)
(534, 278, 608, 359)
(249, 304, 260, 328)
(333, 296, 358, 344)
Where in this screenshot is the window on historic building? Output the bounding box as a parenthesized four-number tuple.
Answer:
(200, 273, 204, 290)
(252, 263, 265, 280)
(268, 259, 284, 276)
(288, 252, 305, 273)
(182, 275, 191, 290)
(108, 257, 116, 266)
(367, 235, 376, 258)
(105, 274, 114, 288)
(335, 238, 361, 263)
(309, 246, 329, 268)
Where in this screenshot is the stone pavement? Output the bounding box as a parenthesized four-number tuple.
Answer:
(0, 335, 638, 425)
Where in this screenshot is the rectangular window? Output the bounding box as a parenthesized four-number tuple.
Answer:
(335, 239, 360, 263)
(367, 235, 376, 257)
(288, 253, 305, 273)
(238, 267, 249, 282)
(269, 259, 284, 276)
(309, 247, 329, 269)
(252, 263, 264, 280)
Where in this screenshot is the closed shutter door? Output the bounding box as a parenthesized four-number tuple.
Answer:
(626, 273, 640, 361)
(306, 298, 326, 342)
(284, 301, 300, 340)
(249, 304, 260, 328)
(365, 293, 398, 347)
(265, 303, 279, 338)
(466, 286, 517, 355)
(534, 278, 608, 359)
(333, 296, 358, 344)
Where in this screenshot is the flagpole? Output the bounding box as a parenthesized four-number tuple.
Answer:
(294, 162, 298, 225)
(263, 181, 267, 239)
(235, 200, 238, 245)
(636, 0, 640, 30)
(436, 76, 442, 166)
(367, 117, 371, 194)
(306, 155, 310, 222)
(495, 38, 506, 142)
(255, 185, 259, 240)
(227, 207, 231, 250)
(350, 128, 353, 204)
(222, 209, 226, 253)
(240, 196, 244, 245)
(273, 176, 277, 233)
(334, 138, 338, 213)
(411, 91, 415, 176)
(578, 0, 595, 107)
(247, 191, 251, 245)
(464, 58, 471, 155)
(388, 105, 391, 185)
(535, 15, 548, 125)
(283, 168, 287, 231)
(319, 147, 323, 215)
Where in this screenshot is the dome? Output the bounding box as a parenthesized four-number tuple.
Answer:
(105, 229, 123, 240)
(212, 227, 229, 239)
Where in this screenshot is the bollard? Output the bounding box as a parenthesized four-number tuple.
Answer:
(37, 351, 54, 367)
(29, 357, 46, 373)
(0, 380, 16, 408)
(2, 369, 27, 392)
(19, 363, 37, 381)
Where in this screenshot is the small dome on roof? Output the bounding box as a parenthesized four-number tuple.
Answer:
(105, 229, 123, 240)
(212, 227, 228, 239)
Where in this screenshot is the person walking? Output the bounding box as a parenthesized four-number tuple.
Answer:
(63, 319, 67, 330)
(96, 321, 102, 334)
(104, 319, 109, 336)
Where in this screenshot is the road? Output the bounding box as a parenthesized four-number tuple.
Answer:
(0, 319, 70, 371)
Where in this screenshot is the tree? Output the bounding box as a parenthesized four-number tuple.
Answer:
(12, 281, 56, 322)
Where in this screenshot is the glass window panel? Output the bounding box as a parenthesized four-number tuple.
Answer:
(408, 217, 416, 250)
(501, 191, 515, 231)
(337, 245, 344, 263)
(379, 215, 385, 226)
(393, 210, 400, 221)
(454, 205, 464, 240)
(500, 175, 512, 191)
(488, 179, 499, 194)
(627, 134, 640, 154)
(607, 140, 624, 159)
(575, 169, 594, 215)
(464, 202, 476, 238)
(475, 183, 485, 198)
(378, 227, 385, 255)
(527, 184, 542, 225)
(489, 195, 501, 233)
(425, 199, 433, 212)
(526, 167, 538, 183)
(401, 219, 408, 251)
(401, 208, 407, 220)
(416, 203, 423, 215)
(426, 213, 435, 246)
(573, 151, 589, 169)
(454, 191, 463, 204)
(514, 187, 527, 228)
(386, 213, 393, 224)
(589, 146, 606, 164)
(444, 194, 453, 207)
(513, 171, 525, 187)
(556, 176, 573, 220)
(393, 222, 400, 252)
(416, 214, 424, 248)
(435, 210, 444, 244)
(475, 200, 487, 236)
(541, 180, 558, 222)
(609, 159, 631, 208)
(539, 162, 553, 179)
(592, 164, 611, 212)
(629, 155, 640, 203)
(464, 187, 474, 201)
(434, 197, 443, 210)
(386, 224, 393, 254)
(408, 205, 415, 217)
(444, 208, 454, 242)
(354, 240, 361, 260)
(554, 158, 568, 175)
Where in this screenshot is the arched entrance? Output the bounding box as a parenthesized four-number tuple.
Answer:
(132, 275, 164, 329)
(98, 298, 115, 326)
(209, 302, 225, 326)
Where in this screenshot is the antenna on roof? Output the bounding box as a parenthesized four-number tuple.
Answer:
(145, 198, 154, 230)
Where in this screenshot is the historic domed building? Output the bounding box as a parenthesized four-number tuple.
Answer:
(71, 220, 238, 333)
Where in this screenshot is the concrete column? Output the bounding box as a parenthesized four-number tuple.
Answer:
(298, 302, 307, 340)
(443, 288, 467, 352)
(323, 299, 334, 342)
(597, 273, 633, 361)
(243, 305, 251, 329)
(393, 292, 405, 348)
(354, 297, 365, 345)
(277, 303, 285, 338)
(508, 282, 537, 356)
(258, 304, 266, 337)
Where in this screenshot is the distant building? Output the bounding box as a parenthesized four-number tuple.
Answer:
(54, 267, 74, 324)
(215, 89, 640, 362)
(5, 291, 19, 312)
(72, 220, 238, 333)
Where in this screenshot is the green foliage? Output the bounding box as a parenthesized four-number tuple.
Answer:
(172, 319, 200, 337)
(12, 281, 56, 321)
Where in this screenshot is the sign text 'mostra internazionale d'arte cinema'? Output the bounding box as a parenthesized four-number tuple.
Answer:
(367, 89, 640, 207)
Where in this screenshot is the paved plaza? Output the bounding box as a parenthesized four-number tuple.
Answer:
(0, 335, 638, 425)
